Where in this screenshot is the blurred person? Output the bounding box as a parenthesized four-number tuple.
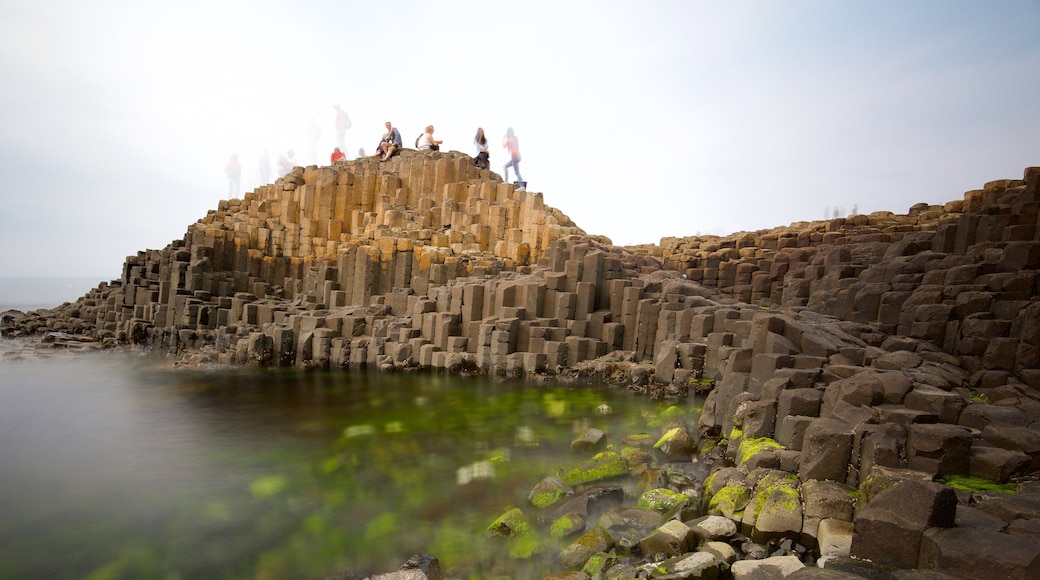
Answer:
(473, 127, 489, 169)
(331, 147, 345, 163)
(278, 149, 296, 176)
(357, 147, 366, 158)
(259, 149, 271, 184)
(334, 105, 351, 150)
(416, 125, 442, 151)
(225, 153, 241, 198)
(376, 121, 402, 161)
(502, 127, 523, 188)
(307, 118, 321, 164)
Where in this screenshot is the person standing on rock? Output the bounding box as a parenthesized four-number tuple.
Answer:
(278, 149, 295, 176)
(258, 149, 271, 184)
(334, 104, 351, 151)
(502, 127, 523, 189)
(376, 121, 402, 161)
(225, 153, 241, 198)
(474, 127, 489, 169)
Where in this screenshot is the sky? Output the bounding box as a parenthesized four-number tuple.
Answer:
(1, 0, 1039, 279)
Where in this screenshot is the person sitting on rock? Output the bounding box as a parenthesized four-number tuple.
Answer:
(330, 147, 345, 163)
(474, 127, 489, 169)
(376, 121, 402, 161)
(416, 125, 442, 151)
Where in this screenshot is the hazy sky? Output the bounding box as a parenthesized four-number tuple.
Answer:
(1, 0, 1039, 279)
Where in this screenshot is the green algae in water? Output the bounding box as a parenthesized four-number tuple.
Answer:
(0, 362, 702, 579)
(940, 475, 1020, 494)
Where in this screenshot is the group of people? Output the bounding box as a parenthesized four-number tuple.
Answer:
(371, 122, 524, 188)
(228, 111, 527, 199)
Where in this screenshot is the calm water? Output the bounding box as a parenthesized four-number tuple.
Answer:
(0, 277, 104, 312)
(0, 338, 696, 579)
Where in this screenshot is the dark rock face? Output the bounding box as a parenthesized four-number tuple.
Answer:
(5, 157, 1040, 580)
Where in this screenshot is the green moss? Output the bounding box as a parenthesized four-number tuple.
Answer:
(738, 437, 785, 464)
(555, 451, 629, 486)
(583, 552, 617, 577)
(530, 491, 563, 509)
(707, 483, 751, 517)
(549, 513, 582, 538)
(729, 427, 743, 441)
(509, 532, 541, 559)
(249, 475, 288, 498)
(940, 475, 1020, 494)
(703, 470, 720, 496)
(637, 487, 689, 512)
(660, 406, 684, 419)
(969, 391, 990, 404)
(752, 485, 801, 519)
(654, 427, 682, 449)
(486, 507, 530, 538)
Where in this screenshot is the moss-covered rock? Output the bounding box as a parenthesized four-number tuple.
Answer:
(556, 451, 630, 486)
(637, 487, 690, 513)
(528, 477, 574, 509)
(559, 527, 614, 570)
(738, 437, 785, 465)
(707, 483, 751, 519)
(939, 475, 1020, 494)
(486, 506, 530, 538)
(581, 551, 617, 577)
(550, 512, 586, 538)
(654, 425, 696, 460)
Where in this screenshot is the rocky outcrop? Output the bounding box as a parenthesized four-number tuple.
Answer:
(4, 155, 1040, 579)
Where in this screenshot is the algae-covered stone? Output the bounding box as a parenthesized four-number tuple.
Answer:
(487, 506, 542, 559)
(738, 436, 785, 465)
(581, 551, 617, 577)
(654, 425, 696, 460)
(744, 483, 803, 542)
(486, 506, 530, 538)
(707, 483, 752, 519)
(529, 476, 574, 509)
(556, 451, 630, 486)
(621, 445, 655, 466)
(571, 427, 606, 452)
(550, 512, 586, 538)
(637, 487, 690, 513)
(559, 527, 614, 569)
(651, 551, 720, 579)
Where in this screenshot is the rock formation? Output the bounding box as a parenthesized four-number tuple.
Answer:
(4, 152, 1040, 578)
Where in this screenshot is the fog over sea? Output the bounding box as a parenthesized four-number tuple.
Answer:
(0, 277, 106, 312)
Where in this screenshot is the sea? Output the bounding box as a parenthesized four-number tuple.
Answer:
(0, 278, 698, 578)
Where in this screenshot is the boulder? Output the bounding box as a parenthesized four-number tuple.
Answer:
(686, 514, 738, 541)
(559, 527, 614, 570)
(528, 477, 574, 509)
(368, 553, 443, 580)
(817, 519, 853, 557)
(730, 555, 805, 579)
(906, 423, 973, 477)
(919, 527, 1040, 579)
(570, 427, 606, 452)
(851, 479, 957, 569)
(651, 551, 720, 579)
(799, 418, 854, 483)
(639, 520, 692, 559)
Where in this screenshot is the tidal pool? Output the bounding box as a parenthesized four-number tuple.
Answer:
(0, 345, 700, 578)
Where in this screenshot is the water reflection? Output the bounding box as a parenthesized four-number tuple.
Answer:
(0, 349, 699, 578)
